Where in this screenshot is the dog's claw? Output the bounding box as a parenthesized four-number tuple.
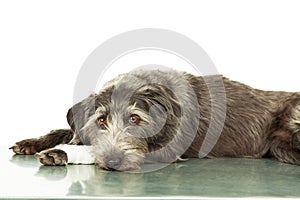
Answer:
(9, 146, 18, 152)
(9, 139, 39, 155)
(9, 145, 25, 155)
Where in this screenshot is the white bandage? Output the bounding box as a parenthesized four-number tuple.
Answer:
(54, 145, 95, 164)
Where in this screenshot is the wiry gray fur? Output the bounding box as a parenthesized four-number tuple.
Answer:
(67, 70, 300, 170)
(10, 70, 300, 171)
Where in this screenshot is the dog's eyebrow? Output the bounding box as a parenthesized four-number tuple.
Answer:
(128, 102, 143, 114)
(129, 102, 138, 110)
(95, 105, 107, 115)
(128, 103, 152, 123)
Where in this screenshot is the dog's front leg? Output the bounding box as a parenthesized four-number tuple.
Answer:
(35, 145, 95, 166)
(10, 129, 75, 155)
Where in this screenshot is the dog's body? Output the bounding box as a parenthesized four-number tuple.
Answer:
(10, 70, 300, 170)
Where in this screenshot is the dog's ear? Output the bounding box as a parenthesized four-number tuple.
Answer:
(66, 94, 96, 132)
(136, 84, 181, 118)
(66, 107, 74, 131)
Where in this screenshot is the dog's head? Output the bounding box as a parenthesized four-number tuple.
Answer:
(67, 71, 199, 171)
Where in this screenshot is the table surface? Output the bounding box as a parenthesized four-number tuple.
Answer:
(1, 145, 300, 199)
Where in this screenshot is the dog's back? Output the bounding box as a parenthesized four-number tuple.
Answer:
(183, 72, 300, 165)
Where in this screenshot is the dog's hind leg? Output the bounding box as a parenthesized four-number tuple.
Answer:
(10, 129, 75, 155)
(269, 131, 300, 165)
(269, 96, 300, 165)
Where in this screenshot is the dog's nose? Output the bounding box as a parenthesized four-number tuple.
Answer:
(106, 157, 122, 170)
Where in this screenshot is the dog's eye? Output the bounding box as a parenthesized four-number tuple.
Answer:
(130, 114, 141, 125)
(97, 116, 107, 126)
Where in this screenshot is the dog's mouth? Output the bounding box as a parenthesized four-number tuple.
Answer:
(94, 149, 145, 171)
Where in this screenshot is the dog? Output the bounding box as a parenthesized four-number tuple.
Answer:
(10, 70, 300, 171)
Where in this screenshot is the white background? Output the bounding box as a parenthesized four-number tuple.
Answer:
(1, 0, 300, 146)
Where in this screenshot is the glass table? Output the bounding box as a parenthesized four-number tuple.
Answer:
(1, 146, 300, 199)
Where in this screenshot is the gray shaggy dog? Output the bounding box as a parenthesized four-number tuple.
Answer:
(10, 70, 300, 171)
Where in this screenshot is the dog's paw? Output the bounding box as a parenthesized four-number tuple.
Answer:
(9, 139, 40, 155)
(35, 149, 68, 166)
